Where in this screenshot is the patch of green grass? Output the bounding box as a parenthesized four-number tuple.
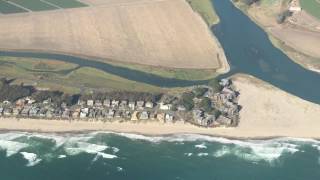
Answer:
(9, 0, 58, 11)
(0, 56, 184, 94)
(186, 0, 219, 26)
(105, 60, 218, 81)
(45, 0, 87, 8)
(0, 0, 27, 14)
(300, 0, 320, 20)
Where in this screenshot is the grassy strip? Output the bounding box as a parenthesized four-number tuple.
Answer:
(0, 56, 185, 94)
(104, 60, 218, 81)
(300, 0, 320, 20)
(186, 0, 219, 26)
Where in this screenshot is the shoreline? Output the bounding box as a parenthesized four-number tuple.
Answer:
(2, 74, 320, 139)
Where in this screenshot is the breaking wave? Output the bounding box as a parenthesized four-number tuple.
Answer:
(20, 152, 41, 167)
(0, 131, 319, 165)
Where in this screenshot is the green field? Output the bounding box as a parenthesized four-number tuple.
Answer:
(186, 0, 219, 26)
(0, 57, 175, 94)
(0, 0, 87, 14)
(45, 0, 87, 8)
(300, 0, 320, 20)
(0, 0, 27, 14)
(9, 0, 58, 11)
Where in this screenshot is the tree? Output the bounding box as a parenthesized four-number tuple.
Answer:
(180, 92, 195, 111)
(199, 97, 212, 112)
(208, 79, 222, 93)
(193, 87, 208, 98)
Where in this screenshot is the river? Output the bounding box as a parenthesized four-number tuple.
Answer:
(213, 0, 320, 104)
(0, 0, 320, 104)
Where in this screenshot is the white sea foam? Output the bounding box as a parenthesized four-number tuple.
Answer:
(195, 143, 207, 149)
(58, 155, 67, 159)
(197, 153, 209, 157)
(112, 147, 120, 153)
(97, 152, 117, 159)
(20, 152, 41, 167)
(184, 153, 193, 157)
(117, 167, 123, 172)
(0, 140, 28, 156)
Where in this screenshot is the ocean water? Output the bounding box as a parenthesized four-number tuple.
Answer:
(0, 132, 319, 180)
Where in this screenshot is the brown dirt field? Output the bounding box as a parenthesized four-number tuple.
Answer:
(270, 26, 320, 58)
(0, 0, 227, 70)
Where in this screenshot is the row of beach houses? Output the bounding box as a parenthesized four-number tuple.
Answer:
(0, 79, 240, 127)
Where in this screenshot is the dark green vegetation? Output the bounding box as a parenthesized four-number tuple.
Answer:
(0, 78, 34, 102)
(44, 0, 87, 8)
(300, 0, 320, 20)
(9, 0, 57, 11)
(0, 0, 87, 14)
(186, 0, 219, 26)
(0, 0, 27, 14)
(0, 56, 165, 94)
(276, 10, 292, 24)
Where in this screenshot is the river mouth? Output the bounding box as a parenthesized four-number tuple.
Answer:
(212, 0, 320, 104)
(1, 0, 320, 104)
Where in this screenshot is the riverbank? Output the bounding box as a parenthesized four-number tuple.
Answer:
(233, 0, 320, 72)
(1, 74, 320, 139)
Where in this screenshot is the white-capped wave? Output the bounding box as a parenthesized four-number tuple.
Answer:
(0, 140, 28, 156)
(97, 152, 117, 159)
(195, 143, 207, 149)
(184, 153, 193, 157)
(197, 153, 209, 157)
(20, 152, 41, 167)
(58, 155, 67, 159)
(117, 167, 123, 172)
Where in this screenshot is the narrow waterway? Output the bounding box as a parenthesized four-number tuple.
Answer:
(0, 51, 208, 87)
(0, 0, 320, 104)
(213, 0, 320, 104)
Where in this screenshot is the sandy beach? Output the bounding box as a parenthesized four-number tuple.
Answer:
(0, 74, 319, 139)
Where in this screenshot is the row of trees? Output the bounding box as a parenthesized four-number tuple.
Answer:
(0, 78, 34, 102)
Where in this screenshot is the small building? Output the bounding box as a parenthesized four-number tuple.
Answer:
(111, 100, 120, 108)
(136, 101, 145, 110)
(159, 103, 172, 110)
(12, 108, 21, 116)
(128, 101, 136, 110)
(16, 99, 26, 107)
(3, 108, 13, 116)
(140, 111, 149, 120)
(177, 105, 186, 111)
(107, 109, 115, 119)
(72, 111, 80, 119)
(145, 101, 154, 109)
(77, 100, 86, 106)
(119, 100, 128, 110)
(0, 107, 3, 115)
(39, 108, 48, 118)
(62, 110, 71, 119)
(25, 97, 36, 104)
(21, 107, 30, 117)
(95, 100, 103, 107)
(165, 113, 174, 123)
(289, 6, 302, 12)
(216, 115, 232, 126)
(219, 78, 230, 87)
(46, 110, 53, 118)
(103, 99, 111, 107)
(87, 100, 94, 107)
(157, 113, 165, 123)
(131, 111, 139, 121)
